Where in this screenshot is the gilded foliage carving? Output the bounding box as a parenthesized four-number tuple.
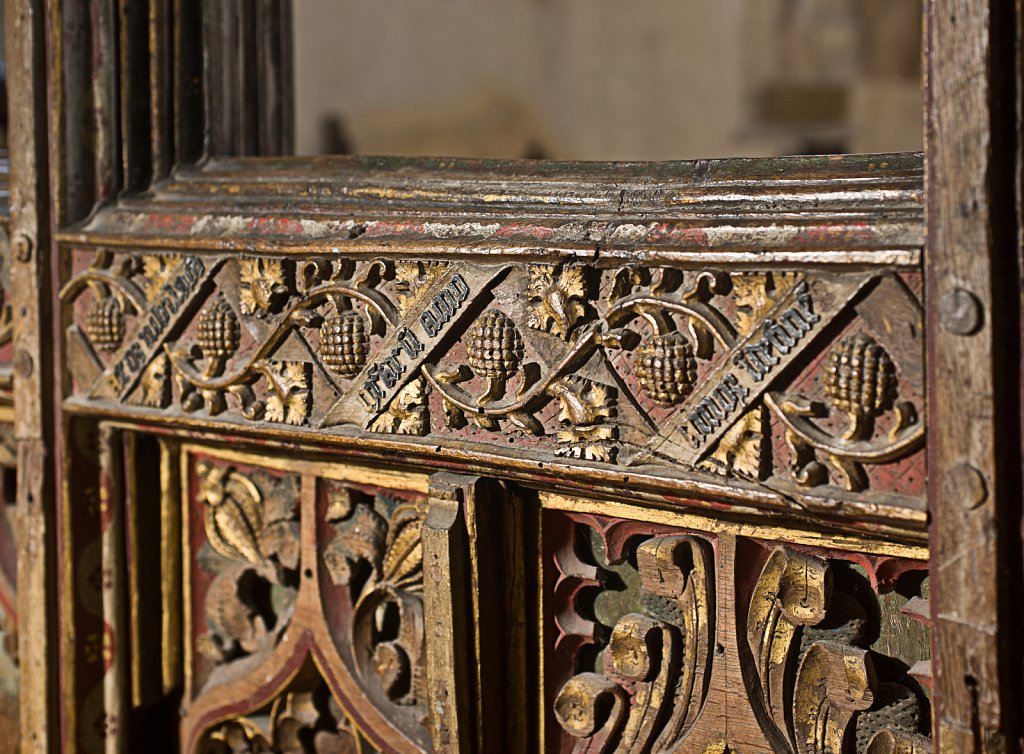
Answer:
(548, 376, 618, 463)
(554, 534, 715, 753)
(198, 665, 378, 754)
(548, 514, 931, 753)
(745, 547, 930, 754)
(526, 263, 589, 341)
(195, 462, 299, 671)
(238, 257, 289, 318)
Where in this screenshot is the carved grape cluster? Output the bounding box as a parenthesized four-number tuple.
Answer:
(319, 309, 369, 377)
(632, 332, 698, 407)
(466, 309, 524, 380)
(197, 294, 241, 360)
(823, 333, 896, 419)
(85, 295, 125, 351)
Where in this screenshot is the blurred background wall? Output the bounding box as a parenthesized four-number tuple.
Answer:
(293, 0, 923, 160)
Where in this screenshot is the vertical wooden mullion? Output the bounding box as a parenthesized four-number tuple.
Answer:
(158, 438, 182, 696)
(98, 426, 127, 754)
(173, 0, 204, 164)
(423, 473, 531, 754)
(124, 432, 141, 707)
(118, 0, 151, 191)
(5, 0, 57, 747)
(423, 475, 474, 753)
(254, 0, 294, 156)
(926, 0, 1024, 751)
(92, 0, 122, 204)
(148, 0, 173, 179)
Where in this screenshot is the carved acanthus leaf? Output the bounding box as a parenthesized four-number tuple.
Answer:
(194, 463, 300, 672)
(201, 671, 368, 754)
(554, 534, 714, 753)
(258, 360, 311, 426)
(141, 253, 185, 303)
(549, 376, 619, 464)
(731, 272, 799, 337)
(368, 376, 429, 435)
(745, 547, 930, 754)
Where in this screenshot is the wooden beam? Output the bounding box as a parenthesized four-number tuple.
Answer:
(926, 0, 1023, 750)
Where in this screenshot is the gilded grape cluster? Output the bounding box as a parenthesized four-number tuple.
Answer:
(319, 309, 369, 377)
(633, 332, 698, 407)
(466, 309, 524, 380)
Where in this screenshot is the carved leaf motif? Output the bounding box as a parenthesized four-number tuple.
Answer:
(134, 353, 171, 408)
(554, 534, 714, 753)
(699, 407, 766, 480)
(202, 673, 368, 754)
(394, 260, 448, 316)
(606, 615, 678, 751)
(198, 565, 271, 662)
(331, 495, 429, 719)
(731, 272, 799, 337)
(258, 360, 311, 426)
(141, 253, 184, 303)
(548, 377, 619, 464)
(554, 673, 628, 748)
(638, 536, 714, 749)
(792, 641, 875, 754)
(323, 504, 387, 587)
(381, 504, 424, 589)
(238, 257, 288, 317)
(527, 263, 588, 340)
(369, 377, 429, 436)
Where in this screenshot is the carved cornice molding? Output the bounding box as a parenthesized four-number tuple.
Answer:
(59, 153, 923, 264)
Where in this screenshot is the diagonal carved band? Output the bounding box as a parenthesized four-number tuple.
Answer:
(633, 273, 878, 468)
(320, 263, 509, 429)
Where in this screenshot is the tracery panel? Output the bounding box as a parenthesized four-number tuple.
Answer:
(178, 445, 433, 753)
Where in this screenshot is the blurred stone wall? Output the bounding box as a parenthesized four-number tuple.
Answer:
(293, 0, 922, 160)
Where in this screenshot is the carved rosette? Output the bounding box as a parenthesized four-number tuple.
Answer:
(553, 535, 714, 753)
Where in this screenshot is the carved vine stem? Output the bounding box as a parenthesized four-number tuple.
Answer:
(425, 296, 736, 420)
(169, 282, 398, 391)
(58, 268, 149, 313)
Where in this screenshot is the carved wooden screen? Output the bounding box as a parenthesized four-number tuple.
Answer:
(5, 1, 1023, 753)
